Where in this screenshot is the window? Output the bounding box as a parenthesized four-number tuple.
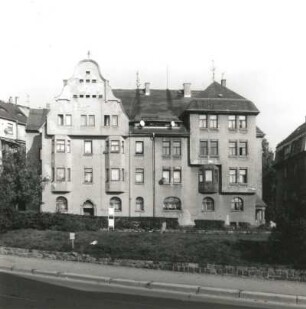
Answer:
(111, 168, 120, 181)
(136, 197, 144, 211)
(163, 197, 181, 210)
(88, 115, 95, 126)
(199, 115, 207, 128)
(112, 115, 118, 126)
(199, 170, 204, 183)
(229, 169, 237, 184)
(56, 140, 65, 153)
(238, 115, 247, 129)
(199, 140, 208, 156)
(83, 200, 94, 216)
(162, 168, 171, 184)
(58, 114, 64, 126)
(65, 114, 72, 126)
(79, 79, 84, 83)
(6, 123, 13, 135)
(135, 168, 144, 184)
(56, 197, 68, 213)
(80, 95, 84, 98)
(86, 79, 90, 83)
(239, 141, 248, 156)
(173, 168, 182, 184)
(239, 168, 247, 184)
(202, 197, 214, 212)
(86, 71, 90, 75)
(135, 141, 144, 155)
(205, 170, 213, 182)
(210, 140, 219, 156)
(110, 197, 121, 212)
(121, 168, 125, 181)
(66, 140, 71, 153)
(209, 115, 218, 129)
(67, 168, 71, 182)
(84, 140, 93, 155)
(173, 140, 181, 156)
(231, 197, 243, 211)
(56, 168, 65, 182)
(84, 168, 93, 183)
(121, 141, 124, 154)
(104, 115, 110, 126)
(92, 79, 97, 83)
(106, 168, 109, 182)
(229, 141, 237, 156)
(110, 140, 120, 153)
(81, 115, 87, 126)
(162, 141, 171, 156)
(228, 115, 236, 129)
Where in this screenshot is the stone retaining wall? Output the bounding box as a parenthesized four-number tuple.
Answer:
(1, 246, 306, 282)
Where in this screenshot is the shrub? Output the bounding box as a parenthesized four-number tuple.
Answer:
(194, 220, 225, 230)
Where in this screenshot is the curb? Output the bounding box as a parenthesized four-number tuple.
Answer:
(1, 265, 306, 307)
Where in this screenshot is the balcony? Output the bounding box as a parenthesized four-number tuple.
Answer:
(51, 182, 72, 193)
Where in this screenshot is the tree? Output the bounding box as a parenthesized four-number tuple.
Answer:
(262, 138, 276, 222)
(0, 146, 44, 211)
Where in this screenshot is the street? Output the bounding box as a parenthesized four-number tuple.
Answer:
(0, 272, 273, 309)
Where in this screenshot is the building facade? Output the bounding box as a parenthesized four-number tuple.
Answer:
(27, 58, 265, 226)
(274, 121, 306, 215)
(0, 100, 28, 165)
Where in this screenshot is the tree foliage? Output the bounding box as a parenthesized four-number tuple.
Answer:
(0, 146, 43, 211)
(262, 138, 276, 222)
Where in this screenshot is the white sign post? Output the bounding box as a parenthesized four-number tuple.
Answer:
(108, 207, 115, 231)
(69, 232, 75, 250)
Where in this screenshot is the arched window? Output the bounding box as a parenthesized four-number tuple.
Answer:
(202, 197, 214, 211)
(83, 200, 95, 216)
(231, 197, 243, 211)
(163, 197, 181, 210)
(136, 197, 144, 211)
(56, 196, 68, 213)
(110, 197, 122, 212)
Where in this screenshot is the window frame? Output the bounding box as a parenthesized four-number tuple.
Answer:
(231, 197, 244, 211)
(111, 168, 120, 181)
(173, 168, 182, 184)
(173, 140, 181, 157)
(135, 141, 144, 155)
(56, 167, 66, 182)
(110, 140, 120, 153)
(136, 197, 144, 212)
(202, 197, 215, 212)
(135, 168, 144, 184)
(209, 115, 218, 129)
(199, 140, 208, 156)
(162, 140, 171, 157)
(84, 168, 93, 184)
(84, 140, 93, 155)
(199, 115, 208, 128)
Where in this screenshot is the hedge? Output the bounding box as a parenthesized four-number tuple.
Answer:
(194, 220, 225, 230)
(0, 208, 179, 232)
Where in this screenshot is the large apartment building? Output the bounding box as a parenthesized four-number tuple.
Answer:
(27, 58, 265, 226)
(274, 120, 306, 215)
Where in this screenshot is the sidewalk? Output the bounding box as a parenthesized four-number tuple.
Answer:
(1, 254, 306, 297)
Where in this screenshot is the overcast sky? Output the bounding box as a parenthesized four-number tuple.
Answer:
(0, 0, 305, 149)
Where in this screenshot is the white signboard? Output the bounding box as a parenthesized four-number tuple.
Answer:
(69, 232, 75, 240)
(109, 218, 115, 229)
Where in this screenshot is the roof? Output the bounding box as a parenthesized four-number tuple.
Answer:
(256, 194, 267, 208)
(26, 108, 49, 132)
(185, 82, 259, 114)
(277, 121, 306, 148)
(0, 101, 28, 125)
(113, 82, 260, 120)
(256, 126, 265, 138)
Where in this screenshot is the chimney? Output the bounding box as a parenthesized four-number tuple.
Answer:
(15, 96, 19, 105)
(144, 82, 150, 96)
(183, 83, 191, 98)
(221, 79, 227, 87)
(63, 79, 68, 86)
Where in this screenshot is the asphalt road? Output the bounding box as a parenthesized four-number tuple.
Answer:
(0, 272, 275, 309)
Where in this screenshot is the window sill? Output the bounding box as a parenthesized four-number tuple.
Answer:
(201, 210, 215, 212)
(135, 182, 144, 185)
(231, 210, 244, 212)
(163, 209, 182, 212)
(199, 127, 209, 130)
(135, 210, 145, 213)
(83, 182, 93, 185)
(209, 128, 219, 131)
(83, 153, 93, 156)
(172, 155, 181, 159)
(135, 153, 144, 157)
(199, 155, 208, 158)
(239, 129, 248, 133)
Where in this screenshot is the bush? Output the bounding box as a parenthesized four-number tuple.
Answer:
(0, 209, 179, 232)
(194, 220, 225, 230)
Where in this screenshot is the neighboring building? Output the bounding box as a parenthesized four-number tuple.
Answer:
(0, 100, 28, 163)
(274, 120, 306, 215)
(28, 58, 265, 226)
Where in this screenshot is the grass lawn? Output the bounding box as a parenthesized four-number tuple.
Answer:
(0, 229, 274, 267)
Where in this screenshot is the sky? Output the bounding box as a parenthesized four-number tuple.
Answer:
(0, 0, 305, 150)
